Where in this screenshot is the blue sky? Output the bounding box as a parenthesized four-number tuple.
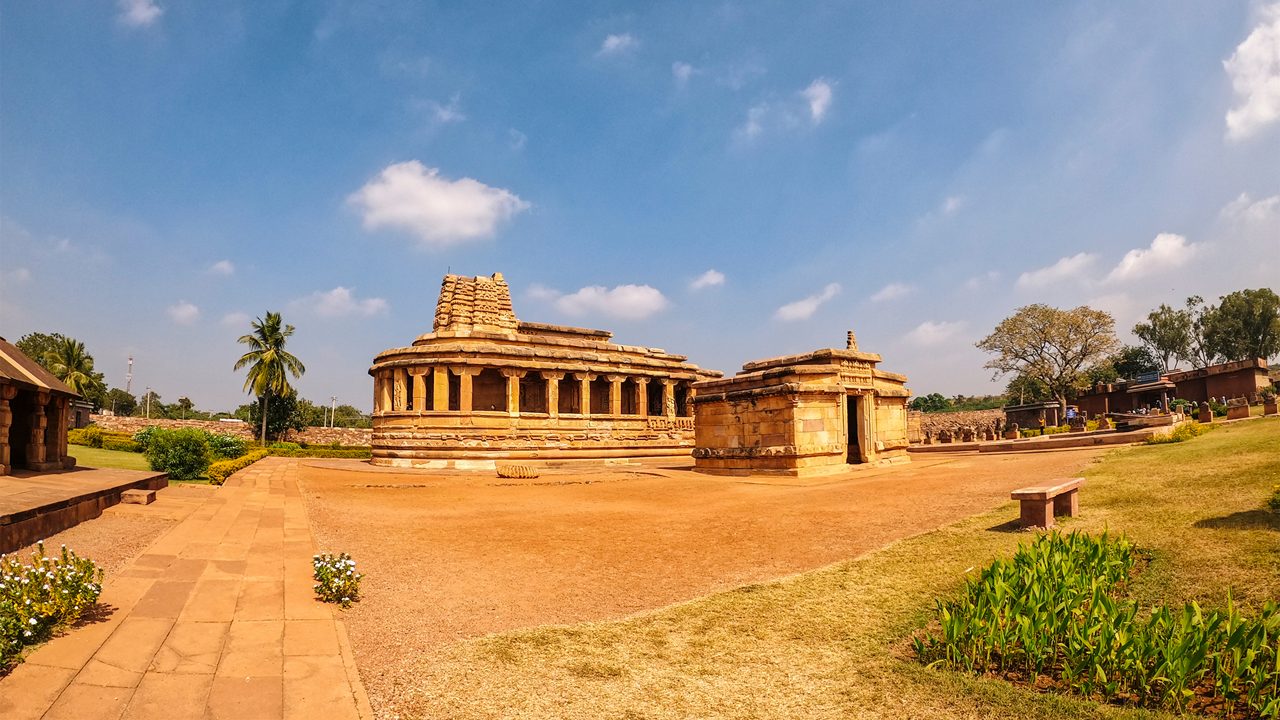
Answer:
(3, 1, 1278, 412)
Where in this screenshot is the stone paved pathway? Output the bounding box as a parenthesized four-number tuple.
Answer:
(0, 457, 372, 720)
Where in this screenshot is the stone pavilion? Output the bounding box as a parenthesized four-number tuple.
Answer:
(0, 336, 79, 475)
(369, 273, 721, 467)
(691, 332, 911, 476)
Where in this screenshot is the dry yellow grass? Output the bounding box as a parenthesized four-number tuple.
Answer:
(394, 418, 1278, 719)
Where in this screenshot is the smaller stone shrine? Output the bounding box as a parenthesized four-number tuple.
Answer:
(691, 331, 911, 477)
(0, 337, 79, 475)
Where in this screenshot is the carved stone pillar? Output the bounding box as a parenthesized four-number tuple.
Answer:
(377, 372, 392, 414)
(432, 367, 450, 411)
(575, 373, 595, 417)
(637, 380, 649, 418)
(541, 371, 564, 418)
(663, 379, 676, 419)
(0, 384, 15, 475)
(392, 368, 408, 411)
(500, 369, 525, 416)
(606, 374, 624, 416)
(27, 391, 50, 468)
(52, 397, 68, 463)
(454, 367, 482, 412)
(409, 368, 428, 411)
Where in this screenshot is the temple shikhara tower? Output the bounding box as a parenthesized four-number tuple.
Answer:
(369, 273, 721, 467)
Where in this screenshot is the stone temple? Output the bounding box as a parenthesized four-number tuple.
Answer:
(369, 273, 721, 467)
(691, 331, 911, 476)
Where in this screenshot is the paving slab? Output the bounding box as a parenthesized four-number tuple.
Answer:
(0, 457, 370, 719)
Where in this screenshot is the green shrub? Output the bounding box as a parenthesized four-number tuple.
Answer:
(132, 426, 160, 451)
(206, 449, 269, 485)
(101, 438, 141, 453)
(269, 441, 302, 451)
(914, 531, 1280, 717)
(312, 553, 363, 608)
(1146, 421, 1212, 445)
(67, 426, 104, 448)
(144, 428, 211, 480)
(203, 432, 248, 461)
(1, 542, 103, 671)
(1268, 486, 1280, 514)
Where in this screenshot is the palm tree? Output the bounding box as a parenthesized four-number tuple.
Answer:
(233, 312, 305, 442)
(44, 337, 105, 399)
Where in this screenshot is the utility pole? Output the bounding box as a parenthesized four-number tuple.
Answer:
(125, 356, 134, 394)
(330, 396, 338, 428)
(145, 385, 151, 419)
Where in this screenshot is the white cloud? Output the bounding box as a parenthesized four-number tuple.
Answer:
(1104, 233, 1200, 283)
(869, 282, 913, 303)
(1015, 252, 1098, 289)
(296, 287, 390, 319)
(1221, 192, 1280, 223)
(672, 61, 697, 86)
(689, 269, 726, 291)
(554, 284, 669, 320)
(801, 78, 834, 123)
(508, 128, 527, 151)
(774, 283, 841, 321)
(941, 195, 965, 215)
(118, 0, 162, 28)
(423, 94, 466, 124)
(347, 161, 530, 248)
(209, 260, 234, 276)
(734, 104, 768, 142)
(7, 267, 31, 284)
(904, 320, 965, 347)
(597, 33, 639, 57)
(1224, 4, 1280, 141)
(526, 283, 561, 302)
(963, 270, 1000, 291)
(167, 301, 199, 325)
(220, 312, 250, 328)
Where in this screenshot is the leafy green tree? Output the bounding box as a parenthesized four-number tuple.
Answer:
(1203, 288, 1280, 362)
(103, 388, 137, 417)
(42, 336, 106, 401)
(1183, 296, 1223, 369)
(136, 390, 166, 418)
(1005, 373, 1053, 404)
(908, 393, 953, 413)
(331, 404, 371, 428)
(233, 312, 306, 443)
(294, 398, 327, 427)
(177, 396, 194, 419)
(977, 304, 1121, 417)
(1110, 345, 1161, 379)
(15, 332, 66, 370)
(245, 390, 306, 441)
(1133, 304, 1191, 372)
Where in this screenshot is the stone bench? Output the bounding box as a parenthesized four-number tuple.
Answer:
(121, 489, 156, 505)
(1010, 478, 1082, 528)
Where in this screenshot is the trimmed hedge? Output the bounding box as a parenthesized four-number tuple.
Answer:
(266, 447, 372, 459)
(207, 449, 269, 485)
(145, 428, 211, 480)
(102, 438, 141, 453)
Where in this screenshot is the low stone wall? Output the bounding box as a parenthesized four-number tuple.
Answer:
(916, 409, 1005, 438)
(89, 415, 372, 446)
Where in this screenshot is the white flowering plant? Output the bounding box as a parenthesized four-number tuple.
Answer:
(1, 541, 103, 671)
(312, 553, 362, 608)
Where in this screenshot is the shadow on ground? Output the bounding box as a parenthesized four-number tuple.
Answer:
(1193, 510, 1279, 531)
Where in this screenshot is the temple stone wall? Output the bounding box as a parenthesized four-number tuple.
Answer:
(87, 415, 372, 446)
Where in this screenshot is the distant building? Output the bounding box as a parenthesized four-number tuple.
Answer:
(0, 336, 79, 475)
(1074, 358, 1272, 417)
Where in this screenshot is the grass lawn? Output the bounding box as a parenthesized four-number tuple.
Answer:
(68, 445, 151, 472)
(403, 418, 1279, 719)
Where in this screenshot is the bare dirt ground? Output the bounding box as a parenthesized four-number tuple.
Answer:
(297, 448, 1109, 719)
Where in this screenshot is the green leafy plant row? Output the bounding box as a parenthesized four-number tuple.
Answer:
(265, 447, 372, 459)
(914, 531, 1280, 717)
(1, 542, 104, 672)
(67, 427, 132, 448)
(206, 449, 269, 486)
(1146, 422, 1213, 445)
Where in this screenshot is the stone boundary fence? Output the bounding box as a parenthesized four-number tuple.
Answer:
(89, 415, 372, 447)
(912, 409, 1006, 441)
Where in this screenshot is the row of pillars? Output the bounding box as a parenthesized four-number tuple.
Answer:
(0, 386, 69, 475)
(373, 367, 689, 419)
